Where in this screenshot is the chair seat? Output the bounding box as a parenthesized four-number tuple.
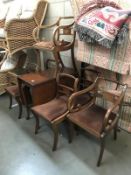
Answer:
(33, 40, 70, 51)
(5, 85, 19, 97)
(68, 104, 116, 138)
(32, 95, 68, 122)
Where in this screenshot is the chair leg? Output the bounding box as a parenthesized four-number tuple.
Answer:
(26, 107, 30, 120)
(8, 94, 13, 109)
(97, 137, 106, 167)
(71, 48, 79, 76)
(16, 97, 23, 119)
(34, 114, 40, 134)
(52, 124, 59, 151)
(67, 120, 75, 143)
(114, 124, 118, 140)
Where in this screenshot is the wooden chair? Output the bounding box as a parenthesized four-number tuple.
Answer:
(80, 62, 100, 89)
(31, 73, 79, 151)
(67, 77, 127, 166)
(33, 16, 78, 76)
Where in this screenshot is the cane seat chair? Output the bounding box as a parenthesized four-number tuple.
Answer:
(33, 16, 78, 76)
(67, 77, 127, 166)
(31, 73, 79, 151)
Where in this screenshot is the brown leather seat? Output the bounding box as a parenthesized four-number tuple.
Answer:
(68, 104, 116, 138)
(32, 96, 68, 122)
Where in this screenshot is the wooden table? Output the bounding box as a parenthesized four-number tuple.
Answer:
(17, 69, 56, 119)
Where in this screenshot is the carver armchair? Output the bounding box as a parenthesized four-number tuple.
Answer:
(67, 77, 127, 166)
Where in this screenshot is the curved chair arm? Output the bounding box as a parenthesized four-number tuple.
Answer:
(52, 22, 75, 51)
(68, 78, 99, 112)
(33, 18, 61, 42)
(102, 84, 127, 133)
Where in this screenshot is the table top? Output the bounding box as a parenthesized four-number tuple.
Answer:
(18, 69, 56, 86)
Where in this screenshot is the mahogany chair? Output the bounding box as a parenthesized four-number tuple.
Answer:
(33, 16, 78, 76)
(31, 73, 79, 151)
(67, 77, 127, 166)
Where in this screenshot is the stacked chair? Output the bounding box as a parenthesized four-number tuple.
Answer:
(33, 16, 78, 76)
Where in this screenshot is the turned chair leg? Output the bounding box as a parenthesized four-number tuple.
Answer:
(52, 124, 59, 151)
(97, 137, 106, 167)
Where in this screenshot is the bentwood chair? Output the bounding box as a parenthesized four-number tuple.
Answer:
(31, 73, 79, 151)
(67, 77, 127, 166)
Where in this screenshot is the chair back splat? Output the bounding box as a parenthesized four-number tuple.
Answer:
(57, 73, 79, 97)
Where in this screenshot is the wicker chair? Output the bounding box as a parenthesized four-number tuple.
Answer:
(0, 0, 48, 55)
(0, 0, 48, 94)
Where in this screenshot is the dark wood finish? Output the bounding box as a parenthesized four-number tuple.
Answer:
(80, 62, 99, 89)
(67, 77, 127, 166)
(33, 17, 78, 76)
(31, 73, 79, 151)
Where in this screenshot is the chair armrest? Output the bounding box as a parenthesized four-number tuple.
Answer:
(68, 78, 98, 112)
(33, 17, 61, 42)
(102, 84, 127, 132)
(52, 22, 76, 50)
